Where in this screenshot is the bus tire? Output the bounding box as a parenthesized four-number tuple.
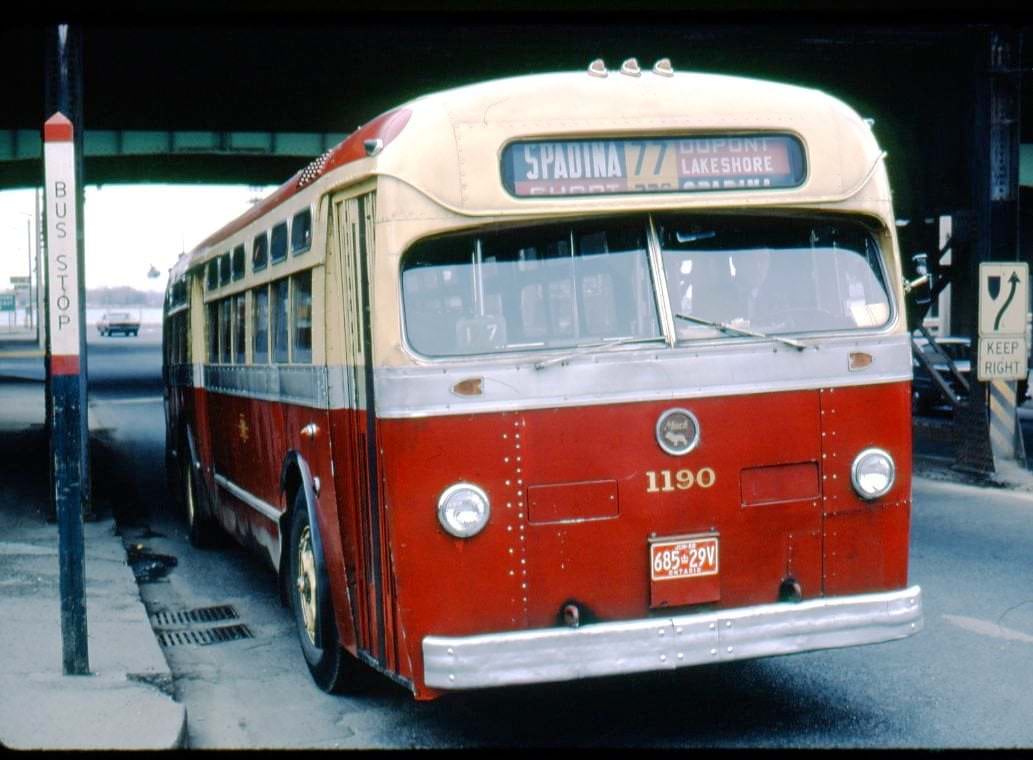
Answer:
(183, 458, 218, 548)
(288, 492, 358, 694)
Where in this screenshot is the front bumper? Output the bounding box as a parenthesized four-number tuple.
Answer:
(423, 585, 922, 689)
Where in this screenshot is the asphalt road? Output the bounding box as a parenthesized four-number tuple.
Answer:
(7, 332, 1033, 748)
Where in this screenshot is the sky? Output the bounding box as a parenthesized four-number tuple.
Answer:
(0, 183, 278, 295)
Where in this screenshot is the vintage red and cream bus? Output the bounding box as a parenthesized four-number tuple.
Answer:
(163, 59, 923, 700)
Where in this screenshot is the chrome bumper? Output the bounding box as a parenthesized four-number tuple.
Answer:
(423, 585, 922, 690)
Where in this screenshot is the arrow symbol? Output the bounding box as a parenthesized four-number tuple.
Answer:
(993, 271, 1020, 331)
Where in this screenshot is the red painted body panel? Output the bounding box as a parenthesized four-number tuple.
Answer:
(184, 389, 361, 657)
(527, 480, 620, 524)
(173, 379, 912, 700)
(817, 382, 913, 594)
(741, 462, 820, 506)
(326, 407, 403, 675)
(376, 381, 913, 698)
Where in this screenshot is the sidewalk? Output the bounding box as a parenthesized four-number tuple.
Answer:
(0, 380, 186, 750)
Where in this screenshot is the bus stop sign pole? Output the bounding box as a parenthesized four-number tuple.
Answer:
(44, 111, 90, 675)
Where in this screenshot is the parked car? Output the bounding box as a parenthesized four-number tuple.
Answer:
(912, 334, 1028, 416)
(97, 310, 140, 337)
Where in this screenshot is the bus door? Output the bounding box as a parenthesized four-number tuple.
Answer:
(331, 192, 394, 671)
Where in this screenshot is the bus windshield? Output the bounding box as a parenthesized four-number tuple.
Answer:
(401, 218, 661, 357)
(658, 213, 891, 340)
(400, 213, 892, 358)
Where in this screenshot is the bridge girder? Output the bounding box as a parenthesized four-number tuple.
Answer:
(0, 129, 344, 189)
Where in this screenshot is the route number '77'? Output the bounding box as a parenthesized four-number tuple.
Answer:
(629, 141, 668, 176)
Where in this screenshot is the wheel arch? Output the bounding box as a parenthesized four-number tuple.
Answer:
(278, 450, 331, 650)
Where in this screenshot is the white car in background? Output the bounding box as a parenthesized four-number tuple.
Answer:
(97, 310, 140, 337)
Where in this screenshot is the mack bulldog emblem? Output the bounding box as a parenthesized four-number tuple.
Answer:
(656, 408, 700, 456)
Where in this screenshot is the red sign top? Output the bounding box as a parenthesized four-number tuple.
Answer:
(44, 113, 74, 143)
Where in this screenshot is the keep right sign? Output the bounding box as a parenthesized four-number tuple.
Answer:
(977, 262, 1029, 381)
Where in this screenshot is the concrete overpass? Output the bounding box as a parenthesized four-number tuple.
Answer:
(0, 21, 1027, 219)
(1, 16, 1031, 473)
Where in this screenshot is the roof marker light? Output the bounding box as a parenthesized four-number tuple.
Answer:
(653, 58, 674, 76)
(364, 138, 384, 157)
(587, 59, 608, 78)
(620, 58, 641, 77)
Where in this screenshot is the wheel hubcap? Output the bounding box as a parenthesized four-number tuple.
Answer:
(296, 525, 318, 646)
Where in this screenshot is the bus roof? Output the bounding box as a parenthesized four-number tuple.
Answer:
(178, 67, 886, 277)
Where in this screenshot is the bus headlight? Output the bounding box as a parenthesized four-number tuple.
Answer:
(850, 448, 895, 500)
(437, 483, 491, 538)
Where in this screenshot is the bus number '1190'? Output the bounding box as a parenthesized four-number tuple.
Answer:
(645, 468, 716, 493)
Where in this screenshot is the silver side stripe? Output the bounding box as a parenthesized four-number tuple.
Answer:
(167, 333, 911, 417)
(169, 363, 357, 411)
(205, 364, 331, 408)
(214, 473, 282, 523)
(375, 333, 913, 418)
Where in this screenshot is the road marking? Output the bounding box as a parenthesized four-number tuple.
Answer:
(942, 614, 1033, 644)
(93, 396, 163, 406)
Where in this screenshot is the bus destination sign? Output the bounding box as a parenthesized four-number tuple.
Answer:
(502, 134, 806, 198)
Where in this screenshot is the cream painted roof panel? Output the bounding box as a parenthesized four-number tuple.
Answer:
(374, 70, 885, 215)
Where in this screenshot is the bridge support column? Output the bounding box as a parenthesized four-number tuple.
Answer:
(951, 28, 1027, 479)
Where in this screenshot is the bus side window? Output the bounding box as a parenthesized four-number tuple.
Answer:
(233, 293, 246, 364)
(232, 245, 246, 281)
(253, 232, 269, 272)
(219, 298, 232, 364)
(253, 285, 270, 364)
(219, 252, 231, 287)
(291, 209, 312, 255)
(180, 311, 191, 364)
(292, 270, 313, 363)
(272, 278, 290, 363)
(271, 222, 288, 265)
(206, 302, 218, 363)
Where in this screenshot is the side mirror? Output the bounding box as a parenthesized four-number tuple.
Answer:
(904, 252, 933, 306)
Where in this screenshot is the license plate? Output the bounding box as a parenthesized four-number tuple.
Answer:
(650, 535, 719, 582)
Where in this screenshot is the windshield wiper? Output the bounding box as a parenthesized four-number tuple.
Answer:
(674, 312, 808, 351)
(534, 335, 667, 370)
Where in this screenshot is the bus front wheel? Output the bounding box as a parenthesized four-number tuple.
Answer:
(288, 494, 357, 693)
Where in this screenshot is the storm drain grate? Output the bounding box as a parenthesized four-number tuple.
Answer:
(156, 623, 254, 648)
(150, 604, 240, 627)
(149, 605, 254, 648)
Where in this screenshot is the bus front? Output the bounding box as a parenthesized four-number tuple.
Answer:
(368, 73, 922, 699)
